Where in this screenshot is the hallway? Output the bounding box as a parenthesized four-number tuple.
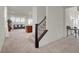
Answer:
(1, 29, 79, 53)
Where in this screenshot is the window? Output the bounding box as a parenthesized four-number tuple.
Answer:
(10, 16, 25, 24)
(15, 17, 20, 22)
(21, 18, 25, 23)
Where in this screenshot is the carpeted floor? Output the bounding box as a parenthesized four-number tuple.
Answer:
(1, 29, 79, 53)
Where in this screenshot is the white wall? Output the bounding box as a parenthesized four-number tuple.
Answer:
(0, 7, 5, 51)
(48, 6, 65, 41)
(32, 7, 37, 34)
(4, 7, 9, 38)
(37, 6, 46, 23)
(40, 6, 65, 47)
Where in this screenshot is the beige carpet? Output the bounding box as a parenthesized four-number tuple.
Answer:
(1, 29, 79, 53)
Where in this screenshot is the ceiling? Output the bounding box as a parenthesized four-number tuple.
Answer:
(7, 6, 74, 17)
(7, 6, 33, 17)
(63, 6, 73, 9)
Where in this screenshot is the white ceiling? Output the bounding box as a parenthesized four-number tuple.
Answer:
(63, 6, 73, 9)
(7, 6, 73, 17)
(7, 6, 33, 17)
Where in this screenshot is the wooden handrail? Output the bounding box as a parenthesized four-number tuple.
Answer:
(38, 16, 46, 25)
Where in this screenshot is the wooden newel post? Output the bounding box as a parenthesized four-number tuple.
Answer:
(35, 24, 39, 48)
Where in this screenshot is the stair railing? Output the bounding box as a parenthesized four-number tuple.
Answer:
(35, 16, 48, 48)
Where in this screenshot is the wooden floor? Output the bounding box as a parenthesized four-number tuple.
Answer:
(1, 29, 79, 53)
